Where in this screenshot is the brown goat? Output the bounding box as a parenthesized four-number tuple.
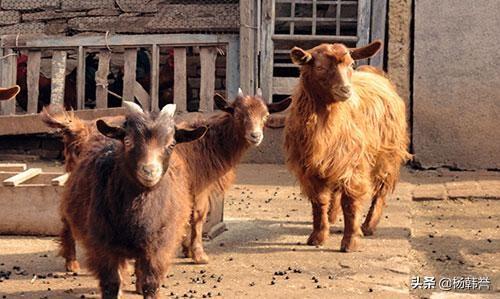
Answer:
(56, 102, 207, 298)
(285, 40, 411, 252)
(176, 90, 291, 264)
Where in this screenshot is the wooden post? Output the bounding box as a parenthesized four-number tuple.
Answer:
(240, 0, 257, 95)
(76, 46, 86, 110)
(123, 48, 137, 104)
(95, 50, 111, 109)
(260, 0, 275, 103)
(0, 48, 17, 115)
(357, 0, 372, 65)
(226, 37, 240, 101)
(173, 47, 187, 112)
(370, 0, 387, 68)
(199, 47, 217, 112)
(150, 44, 160, 112)
(27, 51, 41, 114)
(50, 51, 67, 106)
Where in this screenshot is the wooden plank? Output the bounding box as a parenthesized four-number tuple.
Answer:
(336, 0, 342, 35)
(95, 50, 111, 109)
(133, 81, 150, 111)
(312, 0, 317, 35)
(150, 44, 160, 112)
(173, 47, 187, 112)
(199, 47, 217, 112)
(239, 0, 256, 95)
(356, 0, 372, 65)
(272, 34, 358, 42)
(0, 107, 126, 136)
(290, 0, 296, 34)
(27, 51, 41, 114)
(0, 163, 27, 172)
(51, 173, 69, 186)
(261, 0, 276, 103)
(275, 17, 357, 22)
(370, 0, 387, 68)
(272, 77, 299, 95)
(0, 48, 16, 115)
(76, 46, 86, 110)
(50, 51, 67, 105)
(3, 168, 42, 187)
(226, 38, 240, 101)
(1, 33, 239, 49)
(123, 48, 137, 104)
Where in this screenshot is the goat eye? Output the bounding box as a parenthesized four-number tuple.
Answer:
(123, 137, 132, 147)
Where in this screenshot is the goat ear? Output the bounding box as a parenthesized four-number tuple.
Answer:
(175, 126, 208, 143)
(350, 40, 382, 60)
(0, 85, 20, 101)
(290, 47, 313, 65)
(267, 97, 292, 114)
(159, 104, 176, 119)
(123, 101, 144, 115)
(96, 119, 126, 140)
(214, 93, 234, 114)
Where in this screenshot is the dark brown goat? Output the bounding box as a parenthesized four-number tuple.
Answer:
(176, 90, 291, 264)
(57, 102, 207, 298)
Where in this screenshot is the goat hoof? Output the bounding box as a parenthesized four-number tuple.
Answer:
(192, 248, 210, 264)
(340, 236, 360, 252)
(307, 231, 327, 246)
(65, 260, 80, 272)
(361, 225, 375, 236)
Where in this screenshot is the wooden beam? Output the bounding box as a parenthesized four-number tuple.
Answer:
(173, 47, 187, 112)
(0, 107, 126, 136)
(150, 44, 160, 112)
(123, 48, 137, 104)
(199, 47, 217, 112)
(356, 0, 372, 65)
(27, 51, 41, 114)
(370, 0, 387, 68)
(3, 168, 42, 187)
(312, 0, 317, 35)
(76, 46, 86, 110)
(0, 163, 27, 172)
(95, 50, 111, 109)
(51, 173, 69, 186)
(50, 51, 67, 105)
(272, 34, 358, 42)
(226, 38, 240, 101)
(0, 48, 16, 115)
(239, 0, 256, 95)
(1, 34, 239, 49)
(261, 0, 276, 103)
(272, 77, 299, 95)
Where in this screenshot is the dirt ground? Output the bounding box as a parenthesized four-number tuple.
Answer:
(0, 164, 499, 299)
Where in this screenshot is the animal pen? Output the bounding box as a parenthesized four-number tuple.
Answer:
(0, 0, 386, 237)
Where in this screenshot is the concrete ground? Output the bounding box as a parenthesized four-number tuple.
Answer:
(0, 164, 499, 299)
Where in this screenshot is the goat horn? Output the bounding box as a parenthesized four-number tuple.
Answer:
(160, 104, 176, 118)
(123, 101, 144, 114)
(256, 88, 263, 98)
(237, 88, 244, 98)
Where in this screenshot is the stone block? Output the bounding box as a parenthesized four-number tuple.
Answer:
(61, 0, 115, 11)
(413, 0, 500, 169)
(1, 0, 60, 10)
(0, 11, 20, 26)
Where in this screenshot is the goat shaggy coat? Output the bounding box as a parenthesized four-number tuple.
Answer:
(285, 41, 410, 251)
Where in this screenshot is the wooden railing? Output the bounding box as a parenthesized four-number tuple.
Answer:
(0, 33, 240, 135)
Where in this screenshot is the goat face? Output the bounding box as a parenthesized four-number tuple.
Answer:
(214, 89, 292, 146)
(97, 102, 207, 188)
(290, 40, 382, 102)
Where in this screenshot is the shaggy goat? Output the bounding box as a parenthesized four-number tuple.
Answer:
(285, 41, 410, 252)
(57, 102, 207, 298)
(177, 89, 291, 264)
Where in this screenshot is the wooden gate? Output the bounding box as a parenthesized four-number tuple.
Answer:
(260, 0, 387, 101)
(0, 33, 240, 136)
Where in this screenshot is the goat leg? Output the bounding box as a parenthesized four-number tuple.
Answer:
(135, 257, 164, 299)
(59, 218, 80, 272)
(92, 256, 122, 299)
(328, 192, 342, 225)
(307, 193, 330, 246)
(362, 193, 387, 236)
(190, 193, 210, 264)
(340, 194, 363, 252)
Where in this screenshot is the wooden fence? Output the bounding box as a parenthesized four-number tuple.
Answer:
(0, 33, 240, 135)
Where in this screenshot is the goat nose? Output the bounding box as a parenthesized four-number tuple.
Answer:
(339, 85, 351, 93)
(250, 131, 262, 139)
(142, 164, 160, 177)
